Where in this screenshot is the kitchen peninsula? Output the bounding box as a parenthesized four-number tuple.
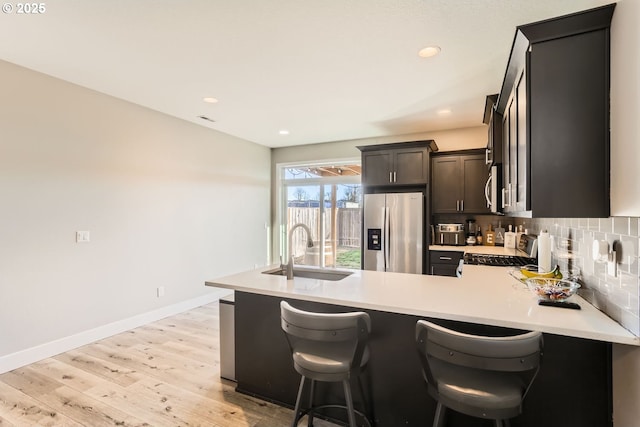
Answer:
(206, 266, 637, 426)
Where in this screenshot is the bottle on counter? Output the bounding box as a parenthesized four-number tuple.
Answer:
(484, 224, 495, 246)
(494, 221, 505, 247)
(476, 228, 483, 245)
(504, 225, 517, 249)
(513, 224, 526, 250)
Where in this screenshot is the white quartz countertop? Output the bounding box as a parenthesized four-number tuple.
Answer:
(205, 264, 639, 346)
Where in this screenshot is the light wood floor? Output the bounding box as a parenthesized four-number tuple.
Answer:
(0, 302, 338, 426)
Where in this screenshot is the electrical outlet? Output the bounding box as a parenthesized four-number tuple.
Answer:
(76, 231, 90, 243)
(157, 286, 165, 297)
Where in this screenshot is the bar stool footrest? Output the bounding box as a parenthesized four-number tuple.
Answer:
(295, 404, 372, 427)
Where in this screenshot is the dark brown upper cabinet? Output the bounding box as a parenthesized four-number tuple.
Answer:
(358, 140, 437, 188)
(431, 150, 491, 214)
(495, 3, 614, 218)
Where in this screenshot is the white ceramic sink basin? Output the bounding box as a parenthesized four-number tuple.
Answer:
(262, 266, 353, 281)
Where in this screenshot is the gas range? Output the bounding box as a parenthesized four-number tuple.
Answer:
(463, 253, 537, 267)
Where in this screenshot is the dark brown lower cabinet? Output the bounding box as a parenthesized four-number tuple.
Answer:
(234, 291, 612, 427)
(429, 250, 463, 276)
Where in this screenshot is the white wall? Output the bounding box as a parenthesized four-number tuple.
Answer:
(610, 0, 640, 217)
(0, 60, 271, 367)
(271, 126, 487, 165)
(608, 1, 640, 425)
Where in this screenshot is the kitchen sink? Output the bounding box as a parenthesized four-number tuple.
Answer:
(262, 266, 353, 281)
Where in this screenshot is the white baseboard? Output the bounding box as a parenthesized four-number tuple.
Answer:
(0, 288, 230, 374)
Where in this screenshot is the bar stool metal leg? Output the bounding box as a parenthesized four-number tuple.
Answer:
(432, 401, 445, 427)
(307, 379, 315, 427)
(292, 376, 306, 427)
(342, 379, 357, 427)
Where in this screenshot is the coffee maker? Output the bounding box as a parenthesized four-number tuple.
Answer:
(466, 219, 477, 245)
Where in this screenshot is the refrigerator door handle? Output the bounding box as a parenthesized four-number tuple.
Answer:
(384, 206, 390, 270)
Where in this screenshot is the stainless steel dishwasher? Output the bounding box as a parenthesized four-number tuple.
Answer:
(219, 292, 235, 381)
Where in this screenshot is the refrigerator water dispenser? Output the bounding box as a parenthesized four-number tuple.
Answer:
(368, 229, 382, 250)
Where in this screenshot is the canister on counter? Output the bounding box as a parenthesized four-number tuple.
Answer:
(538, 230, 552, 272)
(484, 224, 495, 246)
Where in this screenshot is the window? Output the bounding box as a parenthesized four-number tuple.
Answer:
(278, 161, 361, 269)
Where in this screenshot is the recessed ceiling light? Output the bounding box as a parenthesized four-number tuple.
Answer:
(279, 129, 290, 135)
(418, 46, 441, 58)
(203, 97, 218, 104)
(437, 109, 452, 116)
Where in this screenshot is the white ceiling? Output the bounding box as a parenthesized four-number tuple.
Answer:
(0, 0, 612, 148)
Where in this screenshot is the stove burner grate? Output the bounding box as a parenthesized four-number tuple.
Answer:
(464, 253, 537, 267)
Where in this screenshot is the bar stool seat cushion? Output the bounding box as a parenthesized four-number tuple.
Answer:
(293, 344, 369, 382)
(430, 359, 523, 414)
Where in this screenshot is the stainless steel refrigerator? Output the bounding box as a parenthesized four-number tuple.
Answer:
(363, 192, 423, 274)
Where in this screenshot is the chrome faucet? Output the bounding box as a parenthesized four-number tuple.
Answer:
(286, 223, 314, 279)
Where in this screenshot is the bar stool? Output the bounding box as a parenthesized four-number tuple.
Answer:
(415, 320, 543, 427)
(280, 300, 372, 427)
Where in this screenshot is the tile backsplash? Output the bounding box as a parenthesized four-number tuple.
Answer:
(473, 216, 640, 337)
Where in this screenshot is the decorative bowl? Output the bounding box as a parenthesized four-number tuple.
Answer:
(525, 277, 581, 302)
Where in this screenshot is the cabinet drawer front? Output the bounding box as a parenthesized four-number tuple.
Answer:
(429, 250, 463, 264)
(430, 264, 459, 277)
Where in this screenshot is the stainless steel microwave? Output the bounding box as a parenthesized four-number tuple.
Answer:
(485, 164, 502, 214)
